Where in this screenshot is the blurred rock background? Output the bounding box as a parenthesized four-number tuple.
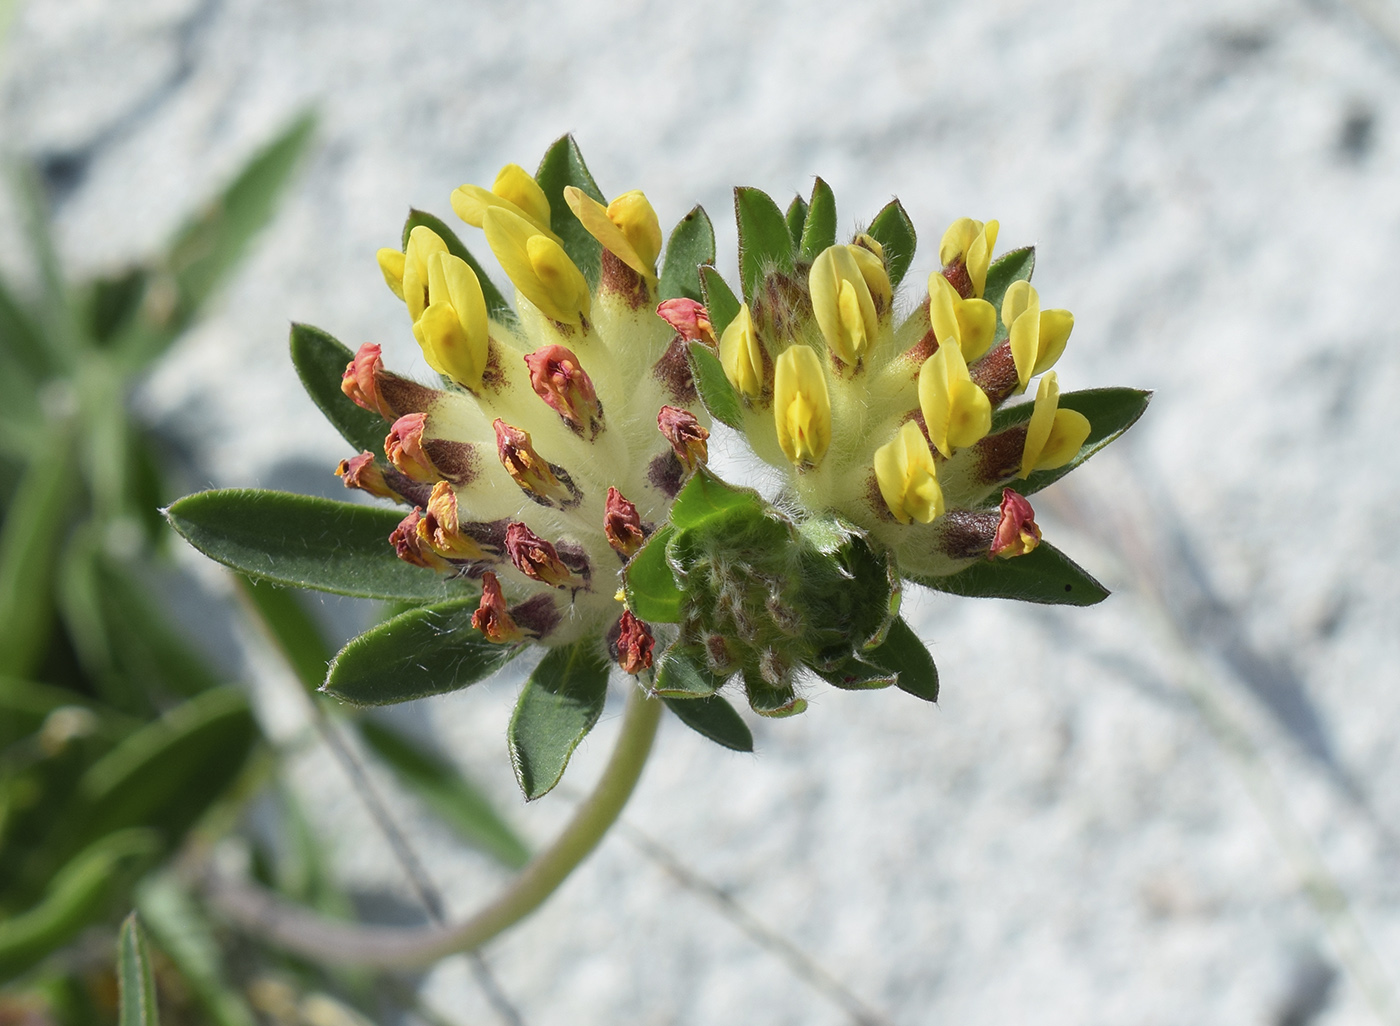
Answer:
(3, 0, 1400, 1022)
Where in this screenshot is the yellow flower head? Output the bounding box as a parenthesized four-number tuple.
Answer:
(928, 273, 997, 364)
(451, 163, 559, 240)
(917, 338, 992, 459)
(1020, 371, 1092, 478)
(412, 251, 490, 390)
(719, 302, 765, 398)
(1002, 280, 1074, 390)
(938, 217, 999, 298)
(809, 244, 882, 368)
(482, 207, 591, 325)
(873, 420, 945, 525)
(773, 345, 831, 467)
(564, 187, 663, 279)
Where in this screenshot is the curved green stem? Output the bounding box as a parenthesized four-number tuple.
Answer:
(204, 685, 664, 969)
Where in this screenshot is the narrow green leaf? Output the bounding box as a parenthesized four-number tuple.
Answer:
(236, 576, 331, 693)
(0, 830, 159, 983)
(663, 694, 753, 752)
(917, 542, 1109, 606)
(866, 199, 917, 289)
(323, 598, 515, 705)
(989, 387, 1152, 495)
(865, 617, 939, 702)
(535, 135, 606, 287)
(658, 205, 715, 303)
(118, 912, 160, 1026)
(983, 246, 1035, 336)
(623, 525, 682, 624)
(166, 489, 467, 601)
(357, 718, 530, 868)
(815, 657, 896, 691)
(668, 469, 767, 531)
(508, 640, 610, 800)
(799, 178, 837, 261)
(288, 323, 389, 455)
(400, 209, 513, 323)
(784, 195, 809, 250)
(699, 265, 741, 336)
(734, 187, 793, 302)
(0, 271, 53, 378)
(687, 341, 743, 430)
(651, 647, 721, 698)
(11, 164, 70, 357)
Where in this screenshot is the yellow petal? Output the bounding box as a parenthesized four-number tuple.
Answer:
(773, 345, 831, 466)
(918, 340, 991, 459)
(956, 298, 997, 363)
(848, 243, 892, 312)
(1034, 308, 1074, 377)
(874, 420, 944, 525)
(928, 273, 961, 348)
(423, 252, 489, 389)
(1020, 371, 1060, 478)
(403, 226, 448, 321)
(563, 186, 655, 278)
(1005, 280, 1042, 389)
(719, 303, 764, 398)
(492, 163, 552, 228)
(966, 219, 998, 297)
(1038, 409, 1091, 470)
(810, 245, 878, 366)
(607, 191, 662, 272)
(376, 248, 406, 300)
(482, 207, 589, 325)
(939, 218, 982, 268)
(452, 178, 558, 240)
(416, 302, 466, 379)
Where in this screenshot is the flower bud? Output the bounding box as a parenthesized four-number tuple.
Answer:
(483, 207, 591, 325)
(492, 419, 582, 508)
(918, 338, 992, 459)
(719, 302, 764, 398)
(341, 343, 396, 419)
(418, 480, 493, 560)
(657, 405, 709, 471)
(873, 420, 945, 524)
(1020, 371, 1092, 478)
(451, 163, 556, 237)
(603, 486, 645, 558)
(384, 413, 442, 483)
(504, 522, 580, 589)
(1003, 281, 1074, 390)
(990, 489, 1041, 559)
(389, 509, 452, 571)
(809, 245, 880, 368)
(939, 218, 999, 299)
(655, 298, 716, 344)
(472, 571, 524, 643)
(928, 273, 996, 364)
(773, 345, 831, 467)
(524, 345, 604, 439)
(335, 451, 397, 500)
(564, 187, 662, 279)
(614, 610, 655, 674)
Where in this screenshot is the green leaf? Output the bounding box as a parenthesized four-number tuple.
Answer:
(508, 640, 610, 800)
(535, 135, 606, 288)
(75, 687, 257, 850)
(11, 164, 70, 359)
(866, 199, 917, 289)
(687, 341, 743, 430)
(983, 246, 1035, 336)
(742, 672, 806, 718)
(0, 267, 52, 379)
(118, 912, 160, 1026)
(622, 525, 682, 624)
(357, 718, 530, 869)
(669, 469, 768, 531)
(288, 323, 389, 455)
(400, 209, 514, 323)
(658, 205, 715, 303)
(917, 541, 1109, 606)
(159, 112, 316, 348)
(699, 265, 741, 336)
(784, 195, 808, 250)
(734, 187, 793, 302)
(815, 657, 896, 691)
(323, 598, 516, 705)
(663, 694, 753, 752)
(989, 387, 1152, 495)
(651, 647, 722, 698)
(85, 267, 149, 347)
(0, 830, 159, 983)
(865, 617, 939, 702)
(236, 576, 331, 693)
(166, 489, 467, 601)
(799, 178, 837, 261)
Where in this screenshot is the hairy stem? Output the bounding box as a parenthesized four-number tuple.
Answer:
(205, 685, 664, 969)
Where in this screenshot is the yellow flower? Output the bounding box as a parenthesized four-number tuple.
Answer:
(400, 226, 449, 321)
(939, 218, 999, 298)
(1002, 280, 1074, 390)
(719, 302, 764, 398)
(482, 207, 591, 325)
(563, 187, 663, 279)
(1020, 371, 1091, 478)
(451, 163, 559, 240)
(773, 346, 831, 467)
(808, 244, 882, 367)
(873, 420, 944, 524)
(413, 251, 490, 390)
(917, 338, 991, 459)
(928, 273, 997, 363)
